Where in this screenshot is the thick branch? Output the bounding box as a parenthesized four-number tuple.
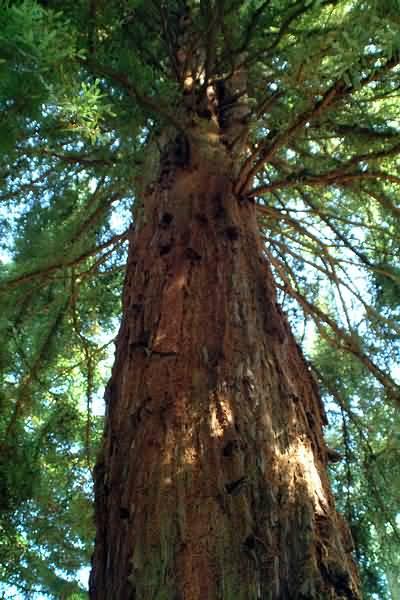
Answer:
(250, 170, 400, 197)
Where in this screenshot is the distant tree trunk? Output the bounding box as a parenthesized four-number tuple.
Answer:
(89, 128, 360, 599)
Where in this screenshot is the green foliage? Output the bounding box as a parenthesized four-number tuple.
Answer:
(312, 340, 400, 599)
(0, 0, 79, 154)
(0, 0, 399, 597)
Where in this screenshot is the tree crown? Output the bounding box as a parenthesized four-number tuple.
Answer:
(1, 1, 399, 597)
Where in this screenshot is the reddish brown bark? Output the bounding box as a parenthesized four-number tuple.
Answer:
(90, 135, 360, 599)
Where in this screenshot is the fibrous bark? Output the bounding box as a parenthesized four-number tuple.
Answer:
(90, 129, 360, 599)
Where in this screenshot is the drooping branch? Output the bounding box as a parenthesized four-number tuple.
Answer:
(265, 235, 400, 338)
(257, 195, 400, 288)
(0, 232, 128, 289)
(264, 247, 400, 406)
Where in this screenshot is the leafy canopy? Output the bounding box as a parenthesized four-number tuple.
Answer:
(0, 0, 399, 598)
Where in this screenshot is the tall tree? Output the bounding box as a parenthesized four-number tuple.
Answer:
(1, 0, 399, 598)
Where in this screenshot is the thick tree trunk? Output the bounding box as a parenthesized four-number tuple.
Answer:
(90, 132, 360, 599)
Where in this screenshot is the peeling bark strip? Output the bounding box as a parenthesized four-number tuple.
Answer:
(90, 137, 360, 599)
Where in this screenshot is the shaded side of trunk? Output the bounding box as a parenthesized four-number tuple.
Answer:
(90, 137, 360, 599)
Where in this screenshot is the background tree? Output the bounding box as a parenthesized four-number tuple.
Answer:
(0, 0, 399, 598)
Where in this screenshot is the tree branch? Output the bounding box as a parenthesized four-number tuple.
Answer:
(236, 51, 400, 195)
(78, 58, 184, 130)
(265, 248, 400, 406)
(250, 169, 400, 197)
(0, 233, 128, 289)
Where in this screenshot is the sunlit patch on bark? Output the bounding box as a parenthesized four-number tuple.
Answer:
(274, 437, 327, 512)
(209, 392, 234, 438)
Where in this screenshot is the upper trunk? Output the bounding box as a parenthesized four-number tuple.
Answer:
(90, 126, 360, 599)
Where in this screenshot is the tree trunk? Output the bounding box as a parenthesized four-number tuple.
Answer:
(89, 130, 360, 599)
